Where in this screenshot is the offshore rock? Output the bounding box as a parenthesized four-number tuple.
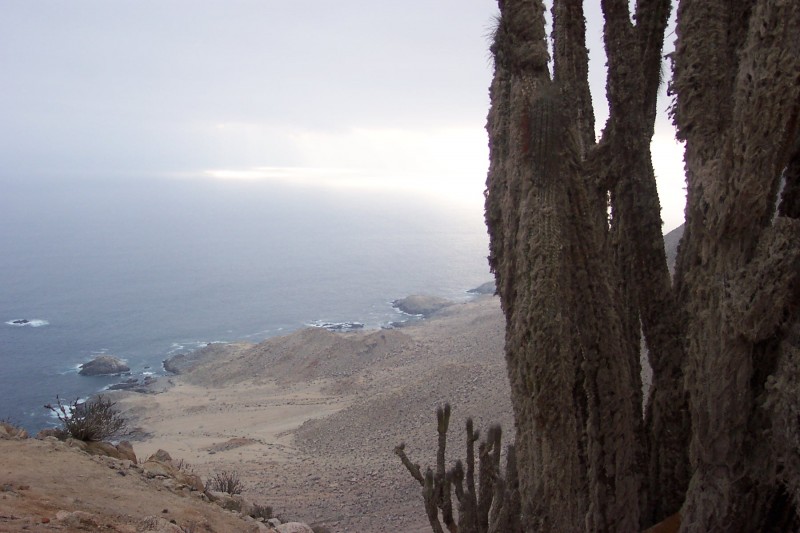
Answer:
(79, 355, 130, 376)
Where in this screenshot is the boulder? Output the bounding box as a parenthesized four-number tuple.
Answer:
(79, 355, 130, 376)
(86, 441, 119, 458)
(64, 438, 137, 462)
(141, 450, 204, 491)
(142, 459, 176, 479)
(148, 449, 173, 463)
(112, 441, 136, 461)
(392, 295, 454, 317)
(115, 440, 137, 462)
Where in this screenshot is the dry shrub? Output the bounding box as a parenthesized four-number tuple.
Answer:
(205, 470, 244, 495)
(250, 503, 273, 520)
(44, 395, 127, 442)
(173, 458, 194, 473)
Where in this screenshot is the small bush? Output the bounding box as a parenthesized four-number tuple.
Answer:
(44, 395, 127, 442)
(174, 458, 193, 473)
(205, 470, 244, 495)
(250, 503, 273, 520)
(0, 418, 28, 438)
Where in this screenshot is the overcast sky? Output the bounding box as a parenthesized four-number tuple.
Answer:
(1, 1, 685, 229)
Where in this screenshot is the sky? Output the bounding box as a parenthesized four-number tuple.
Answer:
(0, 1, 686, 230)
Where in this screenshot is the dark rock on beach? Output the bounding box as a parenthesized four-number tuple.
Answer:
(392, 295, 454, 317)
(107, 375, 156, 392)
(79, 355, 130, 376)
(107, 377, 139, 389)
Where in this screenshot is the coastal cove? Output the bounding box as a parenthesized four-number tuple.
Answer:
(0, 177, 491, 433)
(114, 294, 512, 533)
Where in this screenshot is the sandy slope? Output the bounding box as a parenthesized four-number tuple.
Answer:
(117, 295, 513, 533)
(0, 436, 271, 532)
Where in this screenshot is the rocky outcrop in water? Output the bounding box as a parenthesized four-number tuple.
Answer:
(79, 355, 130, 376)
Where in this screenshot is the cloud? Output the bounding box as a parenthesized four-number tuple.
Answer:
(194, 124, 489, 207)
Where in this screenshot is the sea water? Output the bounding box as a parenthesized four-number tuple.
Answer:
(0, 176, 491, 432)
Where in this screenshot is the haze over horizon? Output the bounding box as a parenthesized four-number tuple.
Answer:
(2, 1, 686, 230)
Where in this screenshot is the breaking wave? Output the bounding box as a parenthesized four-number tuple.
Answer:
(5, 318, 49, 327)
(308, 320, 365, 332)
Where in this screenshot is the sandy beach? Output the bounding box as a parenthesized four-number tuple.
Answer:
(115, 294, 514, 533)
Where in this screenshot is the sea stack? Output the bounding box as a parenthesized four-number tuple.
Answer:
(79, 355, 130, 376)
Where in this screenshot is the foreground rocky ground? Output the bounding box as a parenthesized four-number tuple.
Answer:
(0, 430, 301, 531)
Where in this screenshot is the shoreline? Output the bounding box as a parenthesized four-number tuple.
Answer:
(113, 293, 511, 533)
(105, 288, 494, 395)
(22, 286, 493, 435)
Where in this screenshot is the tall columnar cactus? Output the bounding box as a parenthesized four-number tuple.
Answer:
(485, 0, 800, 530)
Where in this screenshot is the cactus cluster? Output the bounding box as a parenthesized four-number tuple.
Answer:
(395, 403, 520, 533)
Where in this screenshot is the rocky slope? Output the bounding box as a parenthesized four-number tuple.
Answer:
(0, 432, 291, 532)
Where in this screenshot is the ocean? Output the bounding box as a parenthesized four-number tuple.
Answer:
(0, 176, 491, 433)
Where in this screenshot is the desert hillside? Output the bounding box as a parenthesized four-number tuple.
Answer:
(115, 294, 512, 533)
(1, 295, 511, 532)
(2, 288, 667, 532)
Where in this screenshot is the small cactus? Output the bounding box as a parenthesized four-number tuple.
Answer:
(395, 404, 521, 533)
